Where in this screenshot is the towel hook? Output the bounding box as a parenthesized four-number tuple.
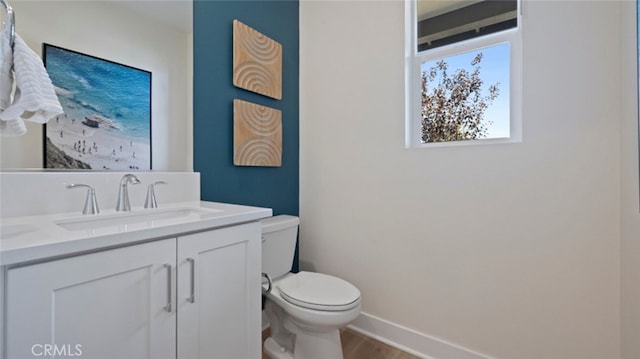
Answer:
(1, 0, 15, 50)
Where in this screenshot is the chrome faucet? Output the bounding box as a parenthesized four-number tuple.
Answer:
(144, 181, 167, 209)
(116, 174, 141, 212)
(66, 184, 99, 215)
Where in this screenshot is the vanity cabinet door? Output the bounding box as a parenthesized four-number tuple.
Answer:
(5, 239, 177, 359)
(176, 222, 262, 359)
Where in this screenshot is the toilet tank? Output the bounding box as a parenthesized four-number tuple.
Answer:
(261, 215, 299, 280)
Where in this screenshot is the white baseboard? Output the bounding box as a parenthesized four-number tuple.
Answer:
(347, 312, 496, 359)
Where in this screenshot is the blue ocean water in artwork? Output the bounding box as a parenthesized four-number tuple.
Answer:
(45, 45, 151, 140)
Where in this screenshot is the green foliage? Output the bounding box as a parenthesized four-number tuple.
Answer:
(421, 53, 499, 143)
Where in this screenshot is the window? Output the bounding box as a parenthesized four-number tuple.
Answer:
(405, 0, 522, 147)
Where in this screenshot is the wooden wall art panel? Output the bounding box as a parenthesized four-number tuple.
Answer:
(233, 20, 283, 100)
(233, 99, 282, 167)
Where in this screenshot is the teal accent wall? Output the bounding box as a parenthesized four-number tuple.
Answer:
(193, 0, 299, 270)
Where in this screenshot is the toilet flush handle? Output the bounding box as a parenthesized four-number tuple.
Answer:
(262, 273, 272, 295)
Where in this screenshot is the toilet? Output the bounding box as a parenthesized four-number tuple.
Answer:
(261, 215, 361, 359)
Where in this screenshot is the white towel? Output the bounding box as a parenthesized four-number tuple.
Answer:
(0, 26, 14, 114)
(0, 34, 63, 137)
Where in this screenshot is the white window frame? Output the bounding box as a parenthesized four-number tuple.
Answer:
(405, 0, 523, 148)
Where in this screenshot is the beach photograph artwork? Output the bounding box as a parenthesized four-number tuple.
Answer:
(43, 44, 151, 170)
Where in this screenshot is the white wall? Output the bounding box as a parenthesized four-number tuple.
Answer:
(0, 0, 192, 171)
(300, 1, 621, 358)
(620, 2, 640, 359)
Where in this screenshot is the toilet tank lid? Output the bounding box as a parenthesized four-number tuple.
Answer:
(261, 215, 299, 233)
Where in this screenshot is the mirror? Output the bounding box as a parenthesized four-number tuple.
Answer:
(0, 0, 193, 171)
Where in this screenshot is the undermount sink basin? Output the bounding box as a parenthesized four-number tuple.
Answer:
(56, 207, 223, 231)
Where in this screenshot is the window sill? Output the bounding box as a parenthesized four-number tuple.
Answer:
(407, 136, 522, 149)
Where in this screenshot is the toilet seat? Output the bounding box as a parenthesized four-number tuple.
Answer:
(277, 271, 361, 311)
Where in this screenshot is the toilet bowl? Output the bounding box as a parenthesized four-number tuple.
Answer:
(261, 216, 361, 359)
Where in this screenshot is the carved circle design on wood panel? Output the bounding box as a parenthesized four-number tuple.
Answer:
(235, 139, 282, 167)
(240, 32, 280, 62)
(234, 64, 276, 98)
(233, 99, 282, 167)
(240, 100, 281, 136)
(233, 20, 283, 100)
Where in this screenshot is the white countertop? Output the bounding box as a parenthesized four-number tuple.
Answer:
(0, 201, 272, 266)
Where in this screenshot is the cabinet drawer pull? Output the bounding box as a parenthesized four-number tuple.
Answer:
(164, 264, 172, 312)
(187, 258, 195, 303)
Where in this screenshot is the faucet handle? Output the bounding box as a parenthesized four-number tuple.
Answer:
(144, 181, 167, 209)
(66, 184, 100, 215)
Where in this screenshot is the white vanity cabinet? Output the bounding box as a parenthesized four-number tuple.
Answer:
(176, 222, 261, 359)
(6, 238, 177, 359)
(3, 222, 261, 359)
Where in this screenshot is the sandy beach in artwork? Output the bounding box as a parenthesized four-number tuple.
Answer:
(43, 45, 152, 170)
(46, 112, 150, 171)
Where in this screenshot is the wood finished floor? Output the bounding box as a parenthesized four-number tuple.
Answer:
(262, 328, 421, 359)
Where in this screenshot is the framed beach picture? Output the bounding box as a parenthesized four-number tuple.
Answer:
(43, 44, 152, 170)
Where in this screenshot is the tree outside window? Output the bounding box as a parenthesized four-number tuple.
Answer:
(420, 43, 510, 143)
